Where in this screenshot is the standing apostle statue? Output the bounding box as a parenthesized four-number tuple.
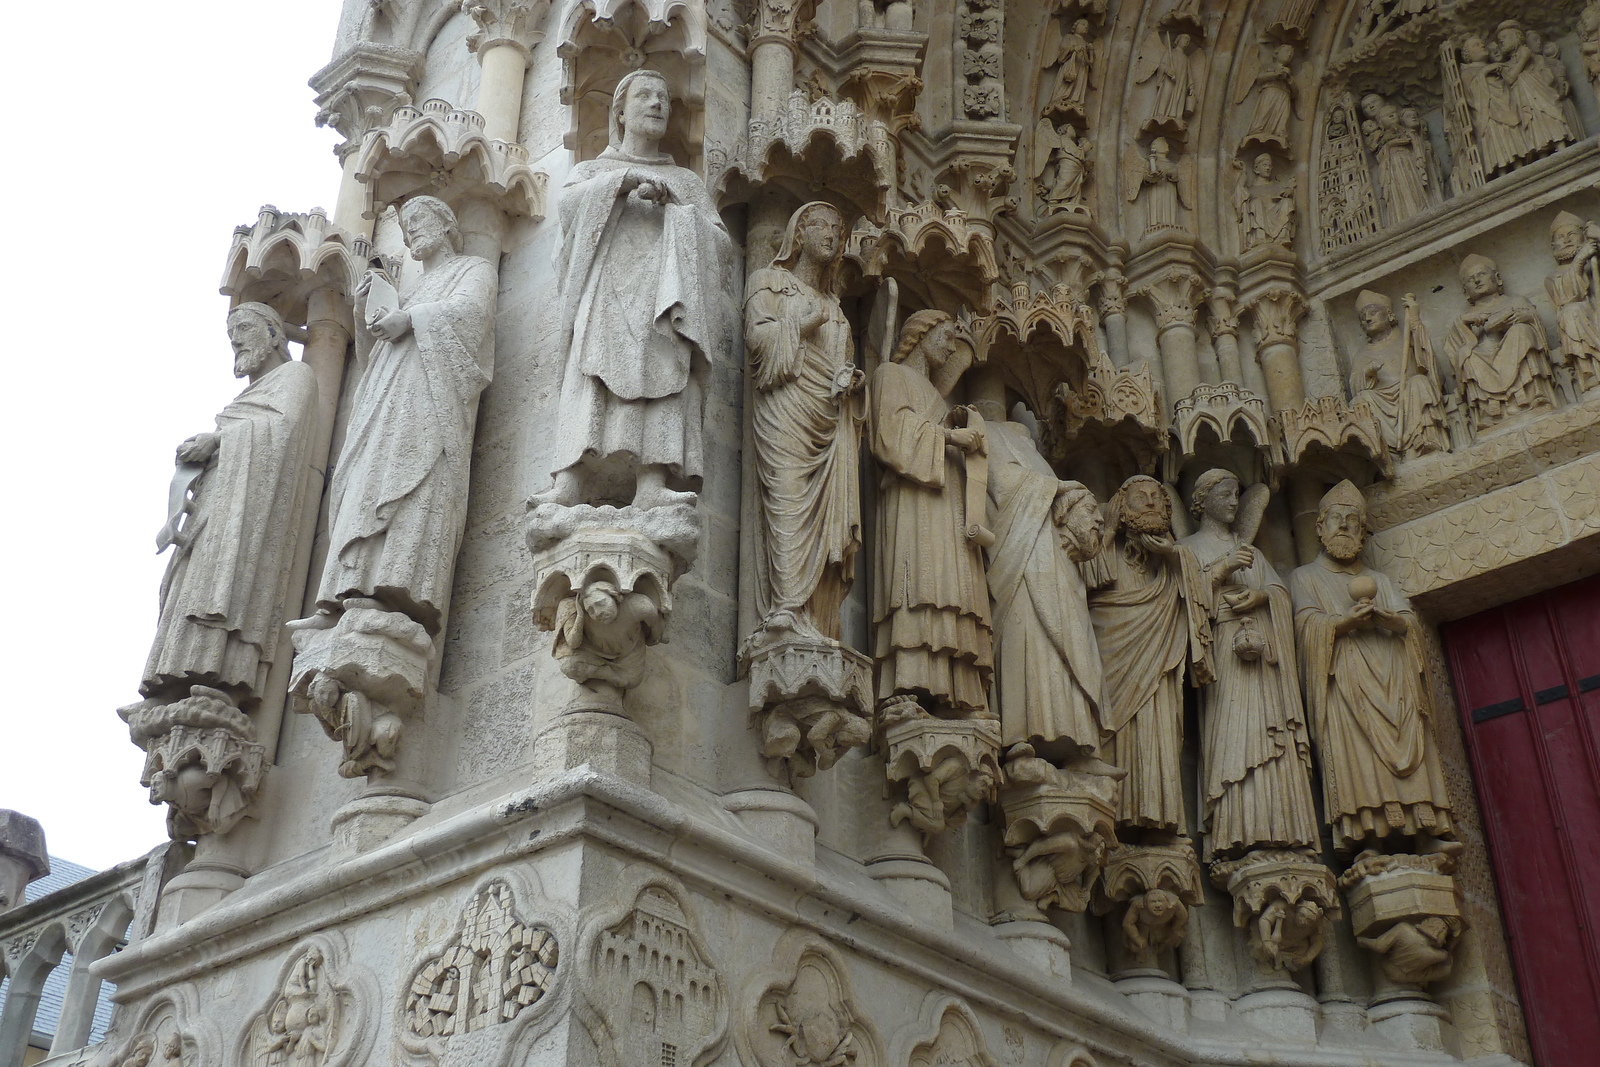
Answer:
(1290, 481, 1456, 855)
(535, 68, 731, 510)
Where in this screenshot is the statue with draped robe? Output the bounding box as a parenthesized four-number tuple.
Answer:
(1445, 252, 1555, 431)
(1290, 481, 1457, 855)
(1179, 470, 1320, 861)
(537, 69, 731, 510)
(1546, 210, 1600, 393)
(869, 312, 992, 716)
(144, 302, 317, 706)
(303, 196, 495, 637)
(1350, 289, 1448, 460)
(744, 202, 863, 639)
(1085, 475, 1213, 838)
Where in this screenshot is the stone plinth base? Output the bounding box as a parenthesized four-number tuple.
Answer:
(1235, 987, 1319, 1045)
(991, 919, 1073, 980)
(531, 710, 653, 786)
(866, 856, 953, 932)
(330, 794, 430, 855)
(158, 863, 247, 929)
(1114, 973, 1188, 1032)
(723, 788, 817, 867)
(1369, 995, 1455, 1053)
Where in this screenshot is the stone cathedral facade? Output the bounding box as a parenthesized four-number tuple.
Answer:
(12, 0, 1600, 1065)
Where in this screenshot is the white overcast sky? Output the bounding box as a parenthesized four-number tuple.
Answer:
(0, 2, 345, 869)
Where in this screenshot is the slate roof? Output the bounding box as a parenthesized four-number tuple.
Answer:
(0, 857, 118, 1049)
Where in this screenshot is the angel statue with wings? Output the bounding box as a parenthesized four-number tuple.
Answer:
(1133, 31, 1198, 134)
(1043, 17, 1099, 120)
(1124, 137, 1193, 236)
(1234, 42, 1303, 153)
(1034, 119, 1091, 214)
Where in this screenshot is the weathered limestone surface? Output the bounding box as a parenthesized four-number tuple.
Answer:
(71, 3, 1600, 1067)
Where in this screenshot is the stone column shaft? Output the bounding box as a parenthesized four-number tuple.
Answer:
(332, 151, 371, 238)
(751, 39, 797, 123)
(1158, 321, 1202, 405)
(477, 42, 529, 143)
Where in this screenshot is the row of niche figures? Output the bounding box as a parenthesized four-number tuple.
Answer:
(1323, 14, 1598, 249)
(740, 200, 1460, 982)
(1346, 213, 1600, 464)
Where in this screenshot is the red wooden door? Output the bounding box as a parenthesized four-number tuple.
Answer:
(1443, 574, 1600, 1066)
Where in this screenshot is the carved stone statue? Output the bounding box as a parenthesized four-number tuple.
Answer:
(1546, 210, 1600, 394)
(1125, 137, 1192, 236)
(1581, 3, 1600, 106)
(253, 948, 339, 1067)
(1360, 93, 1435, 226)
(869, 311, 993, 717)
(553, 578, 664, 698)
(1290, 481, 1457, 855)
(1235, 43, 1299, 153)
(141, 302, 317, 708)
(744, 202, 863, 639)
(1350, 289, 1448, 460)
(1033, 120, 1090, 215)
(1132, 32, 1196, 133)
(1233, 153, 1297, 251)
(303, 196, 496, 635)
(1044, 18, 1097, 120)
(1495, 20, 1575, 162)
(977, 404, 1104, 764)
(1180, 471, 1320, 861)
(536, 68, 731, 510)
(1085, 475, 1213, 840)
(1445, 253, 1556, 431)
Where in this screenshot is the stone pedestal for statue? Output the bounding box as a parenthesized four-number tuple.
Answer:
(1210, 850, 1339, 985)
(998, 756, 1118, 915)
(1096, 841, 1205, 978)
(744, 630, 873, 782)
(289, 601, 433, 849)
(880, 707, 1001, 838)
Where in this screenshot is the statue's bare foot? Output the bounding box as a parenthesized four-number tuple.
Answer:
(633, 483, 697, 509)
(286, 607, 340, 631)
(528, 470, 583, 508)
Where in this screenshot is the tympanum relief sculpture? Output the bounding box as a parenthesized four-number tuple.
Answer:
(1133, 32, 1198, 136)
(289, 196, 495, 781)
(1124, 138, 1193, 238)
(1349, 290, 1448, 461)
(1232, 153, 1296, 253)
(1448, 24, 1576, 184)
(526, 70, 731, 723)
(1445, 253, 1556, 433)
(871, 313, 1000, 836)
(1360, 93, 1440, 228)
(1547, 210, 1600, 395)
(122, 302, 317, 837)
(1032, 121, 1091, 216)
(977, 399, 1120, 914)
(743, 202, 873, 779)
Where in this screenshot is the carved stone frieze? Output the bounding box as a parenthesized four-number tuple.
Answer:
(905, 1004, 998, 1067)
(582, 884, 726, 1067)
(404, 882, 559, 1045)
(745, 942, 881, 1067)
(353, 99, 549, 222)
(1095, 842, 1206, 968)
(1340, 850, 1465, 987)
(956, 0, 1005, 120)
(243, 942, 365, 1067)
(120, 687, 265, 840)
(1210, 850, 1340, 976)
(880, 708, 1001, 837)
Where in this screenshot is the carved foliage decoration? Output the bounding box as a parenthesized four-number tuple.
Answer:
(403, 882, 560, 1047)
(580, 881, 727, 1067)
(740, 936, 882, 1067)
(242, 937, 371, 1067)
(957, 0, 1005, 119)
